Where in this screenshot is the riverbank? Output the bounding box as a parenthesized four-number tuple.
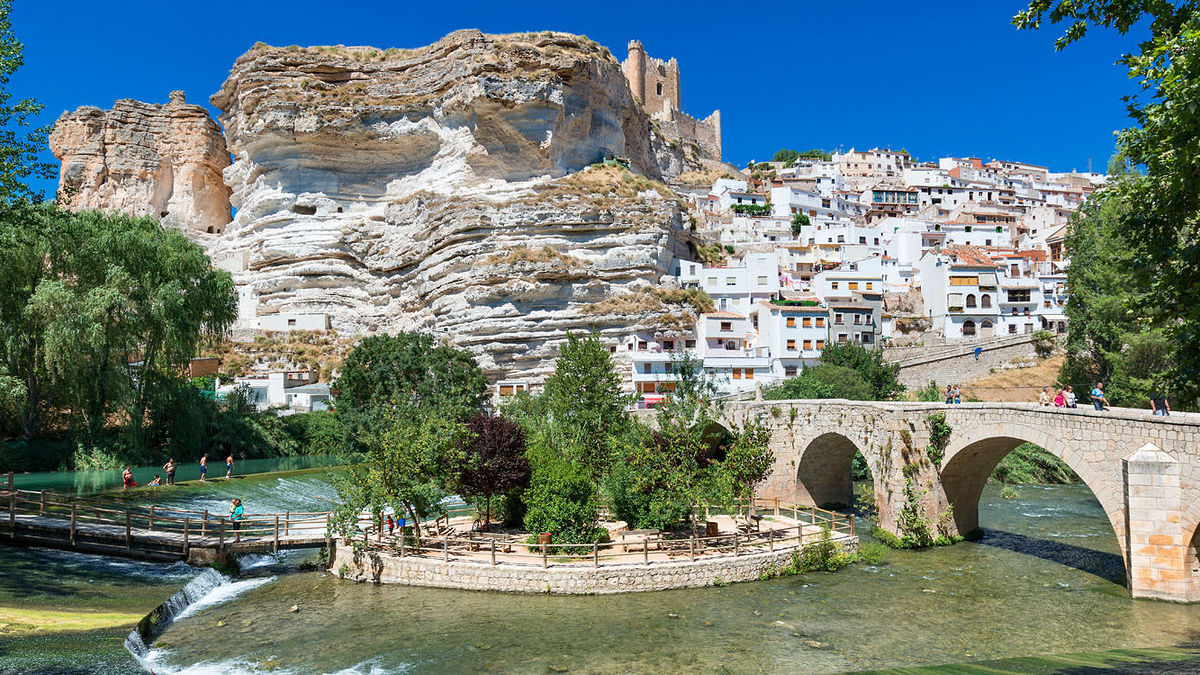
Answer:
(0, 546, 192, 674)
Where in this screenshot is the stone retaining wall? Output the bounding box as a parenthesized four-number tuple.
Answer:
(329, 535, 858, 594)
(893, 335, 1042, 388)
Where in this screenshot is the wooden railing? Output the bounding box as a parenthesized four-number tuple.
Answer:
(346, 498, 856, 570)
(1, 473, 339, 556)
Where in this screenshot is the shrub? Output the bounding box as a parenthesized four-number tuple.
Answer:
(521, 452, 607, 545)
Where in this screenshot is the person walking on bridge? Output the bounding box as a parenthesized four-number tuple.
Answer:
(1064, 386, 1077, 408)
(1150, 391, 1171, 416)
(1091, 383, 1110, 411)
(1039, 386, 1051, 406)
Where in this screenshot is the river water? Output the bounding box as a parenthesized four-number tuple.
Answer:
(4, 469, 1200, 673)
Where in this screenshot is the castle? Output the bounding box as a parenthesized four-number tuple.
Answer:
(621, 40, 721, 161)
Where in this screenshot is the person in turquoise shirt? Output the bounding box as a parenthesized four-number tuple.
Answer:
(230, 498, 244, 542)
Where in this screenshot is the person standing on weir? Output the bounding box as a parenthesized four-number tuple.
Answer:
(199, 454, 208, 481)
(226, 453, 235, 480)
(163, 458, 176, 486)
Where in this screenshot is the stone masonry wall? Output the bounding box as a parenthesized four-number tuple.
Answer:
(330, 536, 857, 594)
(890, 335, 1042, 388)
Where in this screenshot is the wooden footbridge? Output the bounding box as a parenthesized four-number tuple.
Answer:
(0, 474, 336, 563)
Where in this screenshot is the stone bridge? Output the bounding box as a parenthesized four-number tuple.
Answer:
(715, 401, 1200, 602)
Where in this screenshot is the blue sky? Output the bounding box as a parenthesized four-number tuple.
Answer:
(15, 0, 1142, 195)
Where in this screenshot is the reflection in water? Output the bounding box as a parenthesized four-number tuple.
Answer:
(138, 483, 1200, 674)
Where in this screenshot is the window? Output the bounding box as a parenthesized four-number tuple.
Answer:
(720, 321, 732, 332)
(787, 339, 796, 351)
(706, 278, 716, 288)
(499, 385, 515, 396)
(949, 276, 978, 286)
(964, 226, 973, 233)
(665, 362, 673, 373)
(638, 341, 647, 350)
(745, 368, 754, 380)
(1008, 289, 1030, 302)
(786, 317, 796, 328)
(732, 368, 742, 380)
(287, 318, 297, 327)
(609, 345, 617, 354)
(831, 282, 839, 290)
(1008, 324, 1016, 334)
(784, 365, 798, 377)
(859, 236, 866, 244)
(757, 275, 768, 286)
(802, 317, 812, 327)
(1044, 300, 1052, 308)
(726, 277, 737, 287)
(816, 317, 825, 327)
(835, 313, 844, 324)
(817, 340, 825, 349)
(725, 341, 737, 351)
(656, 82, 663, 96)
(838, 333, 848, 343)
(854, 314, 862, 324)
(663, 340, 674, 350)
(866, 282, 873, 290)
(981, 294, 992, 308)
(966, 294, 977, 308)
(642, 363, 651, 374)
(685, 339, 696, 349)
(962, 320, 977, 336)
(848, 282, 859, 290)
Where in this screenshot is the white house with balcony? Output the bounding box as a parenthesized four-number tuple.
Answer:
(695, 311, 773, 394)
(917, 246, 1004, 340)
(692, 252, 781, 315)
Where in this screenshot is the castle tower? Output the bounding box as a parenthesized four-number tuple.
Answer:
(623, 40, 646, 104)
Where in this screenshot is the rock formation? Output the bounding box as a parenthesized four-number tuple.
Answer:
(49, 91, 232, 235)
(48, 30, 700, 384)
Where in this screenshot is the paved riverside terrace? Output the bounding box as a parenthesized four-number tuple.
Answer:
(0, 481, 333, 563)
(700, 400, 1200, 602)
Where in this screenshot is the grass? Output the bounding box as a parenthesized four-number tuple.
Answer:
(961, 353, 1065, 402)
(0, 607, 145, 634)
(536, 163, 675, 201)
(484, 245, 584, 268)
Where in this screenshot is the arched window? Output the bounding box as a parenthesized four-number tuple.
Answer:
(963, 320, 977, 337)
(966, 294, 977, 308)
(981, 294, 992, 308)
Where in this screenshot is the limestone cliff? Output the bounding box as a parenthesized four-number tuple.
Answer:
(49, 91, 232, 234)
(48, 30, 694, 384)
(206, 31, 685, 381)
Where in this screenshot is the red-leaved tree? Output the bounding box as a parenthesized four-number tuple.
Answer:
(455, 412, 530, 527)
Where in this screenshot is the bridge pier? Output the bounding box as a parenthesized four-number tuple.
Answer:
(1123, 444, 1188, 601)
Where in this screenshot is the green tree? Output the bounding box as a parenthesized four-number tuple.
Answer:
(0, 0, 52, 203)
(791, 213, 810, 238)
(333, 406, 463, 538)
(0, 205, 236, 448)
(540, 331, 628, 481)
(718, 416, 774, 512)
(334, 332, 488, 438)
(818, 341, 904, 400)
(1016, 1, 1200, 406)
(762, 363, 875, 401)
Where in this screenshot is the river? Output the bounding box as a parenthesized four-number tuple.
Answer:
(3, 469, 1200, 673)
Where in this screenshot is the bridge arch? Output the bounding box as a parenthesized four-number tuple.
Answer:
(938, 421, 1122, 545)
(796, 432, 873, 509)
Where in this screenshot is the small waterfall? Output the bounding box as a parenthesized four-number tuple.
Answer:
(124, 567, 275, 669)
